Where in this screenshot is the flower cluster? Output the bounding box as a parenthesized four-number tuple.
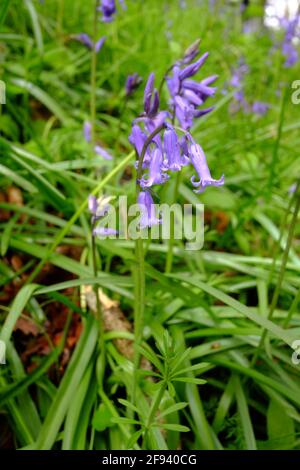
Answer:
(280, 16, 299, 68)
(129, 41, 224, 228)
(167, 52, 217, 130)
(98, 0, 126, 23)
(228, 60, 269, 117)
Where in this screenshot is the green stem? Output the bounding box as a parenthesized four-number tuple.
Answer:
(267, 86, 288, 193)
(283, 285, 300, 329)
(142, 382, 166, 448)
(267, 186, 296, 288)
(56, 0, 64, 40)
(90, 1, 98, 146)
(91, 227, 105, 390)
(132, 181, 145, 406)
(165, 171, 181, 273)
(131, 127, 165, 406)
(251, 184, 300, 366)
(133, 235, 145, 367)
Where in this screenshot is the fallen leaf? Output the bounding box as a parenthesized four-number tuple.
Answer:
(14, 316, 40, 336)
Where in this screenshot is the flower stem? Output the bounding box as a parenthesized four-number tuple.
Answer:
(133, 233, 145, 389)
(90, 1, 98, 146)
(132, 153, 146, 404)
(91, 227, 105, 389)
(56, 0, 64, 40)
(132, 124, 167, 404)
(142, 382, 166, 448)
(165, 171, 181, 273)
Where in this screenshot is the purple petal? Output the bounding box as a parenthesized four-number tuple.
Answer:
(179, 52, 209, 80)
(140, 147, 169, 188)
(138, 191, 161, 228)
(83, 121, 92, 142)
(144, 73, 155, 114)
(93, 227, 118, 237)
(189, 143, 224, 193)
(76, 33, 93, 49)
(163, 127, 183, 171)
(95, 36, 106, 53)
(94, 145, 113, 160)
(88, 195, 98, 215)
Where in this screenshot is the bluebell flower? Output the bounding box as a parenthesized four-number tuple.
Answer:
(98, 0, 116, 22)
(88, 194, 111, 222)
(98, 0, 125, 23)
(93, 227, 118, 237)
(167, 52, 216, 130)
(75, 34, 106, 53)
(189, 143, 224, 193)
(138, 191, 161, 229)
(83, 121, 92, 142)
(140, 147, 169, 188)
(280, 16, 299, 68)
(76, 33, 93, 49)
(252, 101, 269, 116)
(129, 44, 224, 229)
(179, 52, 209, 81)
(125, 73, 142, 97)
(88, 195, 117, 236)
(135, 73, 169, 141)
(180, 39, 201, 65)
(163, 126, 185, 171)
(129, 124, 151, 167)
(94, 145, 113, 160)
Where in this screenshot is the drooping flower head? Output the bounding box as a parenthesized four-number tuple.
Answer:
(280, 16, 299, 68)
(180, 39, 201, 65)
(75, 34, 106, 53)
(138, 191, 161, 229)
(188, 142, 224, 193)
(125, 73, 142, 97)
(98, 0, 116, 22)
(98, 0, 125, 22)
(252, 101, 269, 116)
(88, 195, 117, 237)
(88, 195, 112, 223)
(167, 51, 217, 130)
(140, 147, 169, 188)
(129, 42, 224, 227)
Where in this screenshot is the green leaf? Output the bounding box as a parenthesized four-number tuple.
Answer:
(34, 316, 98, 449)
(155, 423, 190, 432)
(92, 403, 115, 432)
(0, 284, 39, 344)
(0, 163, 37, 193)
(173, 377, 206, 385)
(24, 0, 43, 53)
(233, 375, 256, 450)
(10, 78, 68, 124)
(0, 0, 10, 26)
(1, 213, 19, 256)
(126, 430, 143, 449)
(172, 274, 295, 346)
(118, 398, 139, 414)
(158, 402, 188, 419)
(267, 399, 295, 449)
(111, 417, 141, 425)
